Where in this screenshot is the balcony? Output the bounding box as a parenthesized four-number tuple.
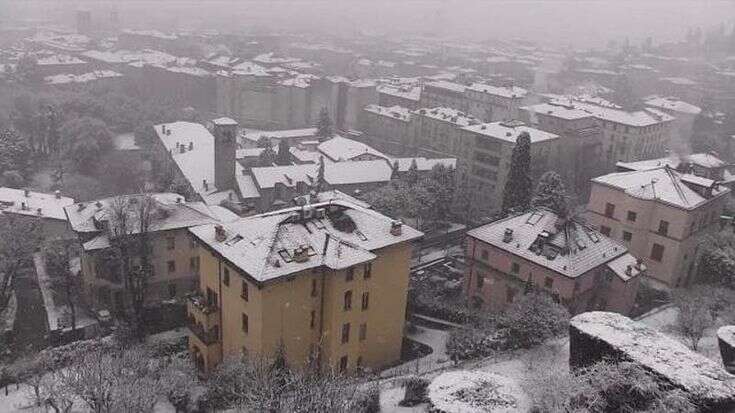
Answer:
(186, 292, 219, 329)
(188, 322, 219, 346)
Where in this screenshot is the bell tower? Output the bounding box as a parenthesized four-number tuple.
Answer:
(211, 117, 238, 192)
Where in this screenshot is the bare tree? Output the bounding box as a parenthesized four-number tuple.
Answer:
(0, 215, 41, 324)
(159, 356, 198, 413)
(43, 241, 80, 334)
(671, 285, 729, 351)
(105, 194, 157, 339)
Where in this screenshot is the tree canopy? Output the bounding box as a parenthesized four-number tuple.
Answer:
(502, 131, 532, 213)
(316, 107, 334, 139)
(531, 171, 569, 218)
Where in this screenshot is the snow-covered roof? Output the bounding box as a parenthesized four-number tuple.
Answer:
(154, 121, 218, 198)
(211, 117, 237, 126)
(242, 128, 317, 144)
(520, 102, 595, 120)
(45, 70, 122, 85)
(235, 165, 260, 200)
(188, 200, 422, 284)
(660, 76, 697, 85)
(462, 121, 559, 144)
(364, 104, 411, 122)
(37, 54, 86, 66)
(686, 153, 727, 169)
(592, 166, 729, 210)
(467, 209, 632, 279)
(113, 132, 140, 151)
(377, 84, 421, 101)
(424, 80, 466, 94)
(64, 193, 220, 244)
(318, 136, 388, 162)
(550, 99, 675, 127)
(467, 82, 528, 99)
(644, 96, 702, 115)
(0, 187, 74, 221)
(572, 311, 735, 404)
(416, 107, 480, 127)
(229, 61, 269, 77)
(251, 160, 392, 189)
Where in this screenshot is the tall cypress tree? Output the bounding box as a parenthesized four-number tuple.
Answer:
(532, 170, 569, 218)
(501, 131, 532, 212)
(276, 139, 290, 165)
(316, 107, 333, 140)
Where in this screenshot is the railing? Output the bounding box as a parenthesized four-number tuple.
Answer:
(188, 322, 219, 346)
(186, 292, 218, 315)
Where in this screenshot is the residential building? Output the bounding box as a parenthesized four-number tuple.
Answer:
(241, 127, 319, 149)
(464, 82, 528, 122)
(64, 193, 233, 312)
(361, 105, 412, 152)
(644, 96, 702, 142)
(186, 200, 423, 374)
(585, 166, 730, 287)
(459, 120, 560, 212)
(377, 84, 421, 110)
(0, 187, 75, 240)
(465, 208, 643, 316)
(520, 101, 605, 194)
(411, 107, 480, 155)
(420, 81, 467, 112)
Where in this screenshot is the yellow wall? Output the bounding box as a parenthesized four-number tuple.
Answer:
(191, 239, 412, 374)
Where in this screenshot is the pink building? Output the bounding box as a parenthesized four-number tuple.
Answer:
(465, 209, 643, 316)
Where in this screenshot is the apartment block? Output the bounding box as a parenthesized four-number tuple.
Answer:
(465, 208, 643, 316)
(186, 200, 422, 374)
(585, 166, 730, 287)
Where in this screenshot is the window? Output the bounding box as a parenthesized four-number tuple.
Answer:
(167, 260, 176, 273)
(506, 287, 516, 303)
(343, 291, 352, 311)
(511, 262, 520, 274)
(476, 273, 484, 289)
(241, 281, 249, 301)
(189, 256, 200, 273)
(346, 268, 354, 281)
(658, 220, 669, 236)
(223, 268, 230, 286)
(311, 279, 318, 297)
(341, 323, 350, 344)
(241, 313, 249, 333)
(166, 236, 175, 250)
(650, 243, 665, 262)
(481, 250, 489, 260)
(310, 310, 316, 329)
(623, 231, 632, 242)
(544, 277, 553, 289)
(604, 203, 615, 218)
(168, 283, 176, 298)
(361, 292, 369, 310)
(600, 225, 611, 236)
(359, 323, 367, 341)
(363, 263, 372, 279)
(189, 238, 198, 249)
(339, 356, 348, 373)
(206, 287, 217, 307)
(627, 211, 637, 222)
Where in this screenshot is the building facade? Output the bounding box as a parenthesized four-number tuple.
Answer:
(585, 166, 730, 287)
(465, 209, 643, 316)
(186, 200, 422, 374)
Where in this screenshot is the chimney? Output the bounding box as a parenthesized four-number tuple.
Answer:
(161, 124, 166, 134)
(203, 179, 209, 191)
(292, 245, 310, 263)
(24, 189, 29, 197)
(503, 228, 514, 243)
(390, 220, 403, 236)
(36, 208, 42, 216)
(77, 203, 85, 211)
(166, 129, 171, 136)
(21, 202, 27, 210)
(625, 265, 633, 276)
(54, 190, 61, 199)
(189, 141, 194, 150)
(214, 225, 227, 242)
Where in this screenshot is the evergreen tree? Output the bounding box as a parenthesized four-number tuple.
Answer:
(258, 145, 277, 167)
(391, 160, 400, 179)
(316, 107, 333, 140)
(256, 136, 271, 148)
(427, 164, 455, 223)
(276, 140, 291, 165)
(316, 156, 326, 193)
(532, 171, 569, 218)
(0, 128, 31, 175)
(502, 131, 532, 212)
(405, 158, 420, 186)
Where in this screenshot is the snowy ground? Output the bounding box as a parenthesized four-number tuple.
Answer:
(637, 304, 724, 363)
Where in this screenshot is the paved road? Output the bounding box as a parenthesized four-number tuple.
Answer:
(11, 267, 48, 355)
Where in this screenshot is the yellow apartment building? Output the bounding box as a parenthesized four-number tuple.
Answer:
(586, 166, 729, 287)
(186, 199, 422, 374)
(64, 193, 234, 311)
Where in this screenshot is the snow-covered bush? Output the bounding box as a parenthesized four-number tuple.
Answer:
(354, 383, 381, 413)
(428, 370, 529, 413)
(498, 290, 569, 349)
(528, 360, 697, 413)
(446, 326, 507, 362)
(400, 375, 429, 406)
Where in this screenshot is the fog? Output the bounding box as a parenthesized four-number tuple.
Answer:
(3, 0, 734, 48)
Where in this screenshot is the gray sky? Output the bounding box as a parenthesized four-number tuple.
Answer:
(3, 0, 734, 49)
